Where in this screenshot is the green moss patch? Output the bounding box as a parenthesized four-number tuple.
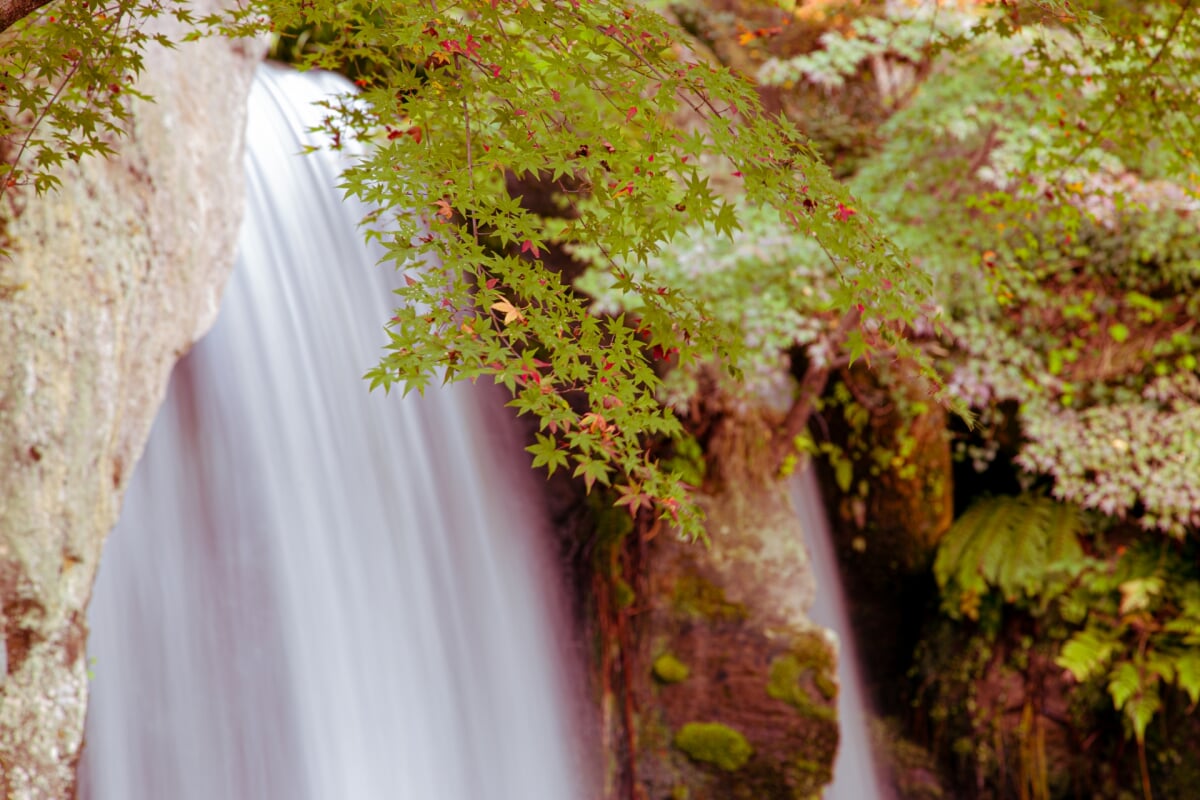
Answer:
(671, 574, 747, 622)
(613, 576, 636, 609)
(766, 635, 838, 722)
(674, 722, 753, 772)
(653, 652, 691, 684)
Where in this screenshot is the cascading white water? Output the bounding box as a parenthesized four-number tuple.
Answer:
(78, 63, 588, 800)
(793, 469, 894, 800)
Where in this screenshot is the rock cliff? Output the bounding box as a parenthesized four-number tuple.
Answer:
(0, 11, 262, 797)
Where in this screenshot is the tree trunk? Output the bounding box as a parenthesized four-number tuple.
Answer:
(0, 0, 52, 34)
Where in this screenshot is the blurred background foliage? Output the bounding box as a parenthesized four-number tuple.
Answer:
(606, 1, 1200, 796)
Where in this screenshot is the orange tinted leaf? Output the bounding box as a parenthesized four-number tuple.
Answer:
(491, 299, 526, 324)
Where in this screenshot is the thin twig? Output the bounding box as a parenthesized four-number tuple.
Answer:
(459, 69, 480, 246)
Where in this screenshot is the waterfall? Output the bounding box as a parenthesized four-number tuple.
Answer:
(793, 469, 894, 800)
(78, 63, 588, 800)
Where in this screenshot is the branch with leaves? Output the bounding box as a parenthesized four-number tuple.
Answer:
(231, 0, 934, 537)
(0, 0, 197, 201)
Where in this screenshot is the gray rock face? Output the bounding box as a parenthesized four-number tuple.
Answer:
(0, 12, 262, 797)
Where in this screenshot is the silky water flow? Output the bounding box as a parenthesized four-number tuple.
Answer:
(78, 64, 588, 800)
(794, 469, 894, 800)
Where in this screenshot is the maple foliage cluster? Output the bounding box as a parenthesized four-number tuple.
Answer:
(0, 0, 195, 199)
(5, 0, 1198, 546)
(235, 0, 937, 538)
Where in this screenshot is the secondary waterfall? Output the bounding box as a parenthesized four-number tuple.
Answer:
(78, 64, 588, 800)
(794, 469, 893, 800)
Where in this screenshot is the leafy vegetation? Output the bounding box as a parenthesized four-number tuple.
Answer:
(928, 493, 1200, 795)
(935, 493, 1085, 621)
(739, 1, 1200, 795)
(0, 0, 195, 198)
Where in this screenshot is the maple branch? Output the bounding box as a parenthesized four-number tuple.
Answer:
(458, 65, 480, 246)
(0, 0, 52, 33)
(0, 54, 82, 204)
(772, 358, 832, 470)
(583, 9, 734, 130)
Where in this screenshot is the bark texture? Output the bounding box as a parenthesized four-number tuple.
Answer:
(0, 0, 51, 35)
(0, 12, 263, 797)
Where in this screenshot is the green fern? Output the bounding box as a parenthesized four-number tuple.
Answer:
(934, 493, 1088, 620)
(1174, 650, 1200, 705)
(1057, 626, 1121, 684)
(1103, 659, 1162, 744)
(1054, 544, 1200, 746)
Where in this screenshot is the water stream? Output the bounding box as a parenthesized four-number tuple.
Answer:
(794, 469, 894, 800)
(78, 64, 587, 800)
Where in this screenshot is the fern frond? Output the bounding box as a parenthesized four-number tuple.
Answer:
(934, 493, 1087, 617)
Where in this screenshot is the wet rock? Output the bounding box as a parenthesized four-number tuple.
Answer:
(0, 10, 263, 797)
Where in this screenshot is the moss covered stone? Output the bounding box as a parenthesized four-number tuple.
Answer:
(653, 652, 691, 684)
(765, 634, 838, 722)
(671, 574, 748, 621)
(674, 722, 754, 772)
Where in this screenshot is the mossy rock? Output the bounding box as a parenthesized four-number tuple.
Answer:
(671, 573, 747, 622)
(789, 756, 834, 800)
(674, 722, 754, 772)
(614, 401, 838, 798)
(653, 652, 691, 684)
(765, 632, 838, 721)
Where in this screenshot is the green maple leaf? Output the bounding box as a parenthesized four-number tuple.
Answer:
(573, 457, 612, 493)
(712, 200, 740, 240)
(527, 433, 569, 476)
